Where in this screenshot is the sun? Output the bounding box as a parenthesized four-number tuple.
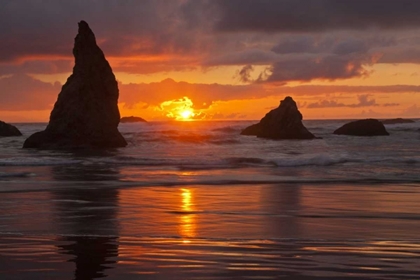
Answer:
(179, 109, 194, 120)
(160, 97, 199, 121)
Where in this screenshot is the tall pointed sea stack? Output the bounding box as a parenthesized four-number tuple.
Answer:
(23, 21, 127, 149)
(241, 96, 316, 139)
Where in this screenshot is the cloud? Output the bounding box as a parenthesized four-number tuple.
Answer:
(0, 0, 212, 68)
(204, 49, 279, 66)
(383, 103, 400, 107)
(270, 36, 384, 55)
(378, 47, 420, 63)
(119, 80, 420, 113)
(306, 94, 394, 108)
(2, 73, 420, 114)
(0, 74, 60, 110)
(401, 104, 420, 116)
(119, 78, 267, 109)
(236, 65, 254, 83)
(306, 100, 346, 108)
(205, 35, 394, 83)
(351, 94, 377, 107)
(264, 54, 377, 83)
(214, 0, 420, 33)
(1, 0, 420, 84)
(0, 59, 73, 75)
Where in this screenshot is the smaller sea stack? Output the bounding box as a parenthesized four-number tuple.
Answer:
(381, 118, 415, 125)
(241, 96, 316, 139)
(334, 119, 389, 136)
(120, 116, 147, 123)
(23, 21, 127, 149)
(0, 121, 22, 137)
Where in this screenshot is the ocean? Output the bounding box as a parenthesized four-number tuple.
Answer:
(0, 120, 420, 279)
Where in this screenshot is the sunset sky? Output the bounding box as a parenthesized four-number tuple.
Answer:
(1, 0, 420, 122)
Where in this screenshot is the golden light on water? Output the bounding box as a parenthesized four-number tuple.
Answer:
(179, 188, 196, 241)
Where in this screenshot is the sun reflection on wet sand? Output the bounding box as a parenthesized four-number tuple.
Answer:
(179, 188, 196, 242)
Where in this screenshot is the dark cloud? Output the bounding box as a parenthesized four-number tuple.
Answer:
(271, 37, 335, 54)
(204, 49, 279, 66)
(214, 0, 420, 33)
(265, 35, 398, 83)
(378, 47, 420, 63)
(1, 0, 420, 82)
(236, 65, 254, 83)
(0, 0, 211, 63)
(205, 35, 396, 83)
(264, 54, 375, 83)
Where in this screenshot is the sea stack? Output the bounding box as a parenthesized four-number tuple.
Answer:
(381, 118, 415, 125)
(241, 96, 316, 139)
(120, 116, 147, 123)
(334, 119, 389, 136)
(0, 121, 22, 137)
(23, 21, 127, 149)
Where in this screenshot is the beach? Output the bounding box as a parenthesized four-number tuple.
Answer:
(0, 120, 420, 279)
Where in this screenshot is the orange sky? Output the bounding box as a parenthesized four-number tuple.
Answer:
(9, 63, 417, 122)
(1, 1, 420, 122)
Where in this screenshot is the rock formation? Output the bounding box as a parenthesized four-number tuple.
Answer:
(23, 21, 127, 149)
(241, 96, 316, 139)
(120, 116, 147, 123)
(381, 118, 415, 125)
(334, 119, 389, 136)
(0, 121, 22, 137)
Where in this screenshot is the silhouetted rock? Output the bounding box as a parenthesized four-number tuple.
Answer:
(334, 119, 389, 136)
(0, 121, 22, 137)
(381, 118, 415, 125)
(120, 116, 147, 123)
(241, 123, 261, 135)
(241, 96, 316, 139)
(23, 21, 127, 149)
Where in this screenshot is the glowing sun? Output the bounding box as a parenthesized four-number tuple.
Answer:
(160, 97, 199, 121)
(179, 109, 194, 120)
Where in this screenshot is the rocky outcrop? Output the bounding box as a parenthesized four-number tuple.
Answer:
(241, 96, 316, 139)
(0, 121, 22, 137)
(23, 21, 127, 149)
(334, 119, 389, 136)
(120, 116, 147, 123)
(241, 123, 261, 136)
(381, 118, 415, 125)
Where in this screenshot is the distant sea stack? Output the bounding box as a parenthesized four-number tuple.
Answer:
(334, 119, 389, 136)
(23, 21, 127, 149)
(381, 118, 415, 125)
(241, 96, 316, 139)
(120, 116, 147, 123)
(0, 121, 22, 137)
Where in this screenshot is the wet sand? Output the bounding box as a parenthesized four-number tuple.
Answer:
(1, 182, 420, 279)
